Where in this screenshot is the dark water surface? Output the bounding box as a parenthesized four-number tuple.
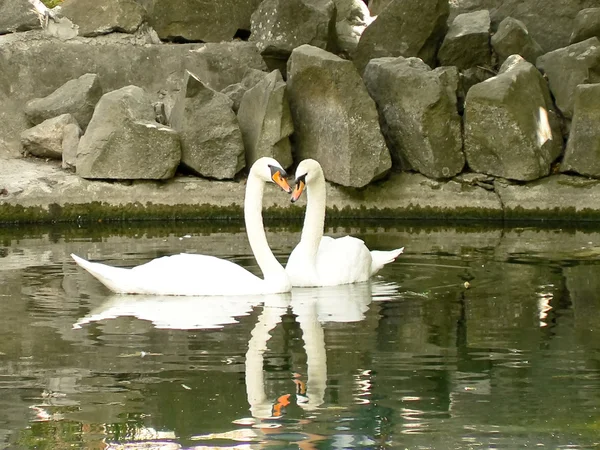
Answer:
(1, 222, 600, 449)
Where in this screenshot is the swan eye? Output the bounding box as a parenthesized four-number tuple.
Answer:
(269, 165, 292, 193)
(291, 174, 307, 203)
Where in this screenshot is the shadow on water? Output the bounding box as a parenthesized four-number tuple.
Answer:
(2, 221, 600, 448)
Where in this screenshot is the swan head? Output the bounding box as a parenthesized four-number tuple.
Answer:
(291, 159, 323, 203)
(251, 157, 292, 193)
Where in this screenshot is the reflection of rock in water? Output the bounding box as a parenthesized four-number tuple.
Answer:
(462, 262, 564, 350)
(565, 264, 600, 353)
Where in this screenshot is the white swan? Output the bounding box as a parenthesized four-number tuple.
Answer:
(285, 159, 404, 287)
(71, 157, 293, 296)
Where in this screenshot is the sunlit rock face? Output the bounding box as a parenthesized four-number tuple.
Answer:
(286, 44, 391, 188)
(333, 0, 373, 57)
(464, 56, 562, 181)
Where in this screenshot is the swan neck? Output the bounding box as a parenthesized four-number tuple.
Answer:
(300, 175, 326, 256)
(245, 175, 286, 282)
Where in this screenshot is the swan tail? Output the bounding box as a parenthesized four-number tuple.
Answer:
(71, 253, 132, 294)
(370, 247, 404, 276)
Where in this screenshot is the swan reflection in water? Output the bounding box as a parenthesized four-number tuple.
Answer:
(73, 281, 400, 444)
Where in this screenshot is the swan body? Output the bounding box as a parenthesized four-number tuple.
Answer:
(72, 157, 293, 296)
(286, 159, 404, 287)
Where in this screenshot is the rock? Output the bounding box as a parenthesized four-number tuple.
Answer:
(170, 72, 244, 180)
(353, 0, 449, 73)
(561, 83, 600, 177)
(464, 55, 562, 181)
(250, 0, 336, 74)
(287, 45, 391, 188)
(59, 0, 146, 36)
(496, 174, 600, 220)
(438, 10, 491, 70)
(0, 32, 266, 151)
(221, 68, 269, 113)
(458, 67, 494, 113)
(536, 37, 600, 119)
(20, 114, 80, 160)
(0, 158, 503, 223)
(368, 0, 393, 16)
(491, 16, 544, 64)
(146, 0, 263, 42)
(0, 0, 40, 34)
(570, 8, 600, 44)
(24, 73, 102, 131)
(449, 0, 600, 53)
(77, 86, 180, 180)
(238, 70, 293, 169)
(363, 57, 464, 179)
(182, 42, 268, 92)
(61, 123, 82, 170)
(334, 0, 373, 56)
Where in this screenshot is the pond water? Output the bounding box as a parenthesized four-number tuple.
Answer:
(1, 221, 600, 449)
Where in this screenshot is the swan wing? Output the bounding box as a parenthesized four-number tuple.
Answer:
(72, 253, 269, 296)
(370, 247, 404, 276)
(313, 236, 373, 286)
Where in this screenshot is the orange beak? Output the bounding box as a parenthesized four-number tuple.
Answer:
(272, 170, 292, 193)
(271, 394, 291, 417)
(291, 179, 306, 203)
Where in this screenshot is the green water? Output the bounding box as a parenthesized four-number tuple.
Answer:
(1, 222, 600, 449)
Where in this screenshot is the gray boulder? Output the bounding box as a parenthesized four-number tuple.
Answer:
(570, 8, 600, 45)
(364, 57, 464, 179)
(449, 0, 600, 53)
(561, 83, 600, 177)
(536, 37, 600, 119)
(334, 0, 372, 56)
(77, 86, 180, 180)
(250, 0, 336, 73)
(0, 32, 266, 152)
(170, 72, 244, 180)
(146, 0, 263, 42)
(438, 10, 491, 70)
(61, 123, 82, 170)
(20, 114, 79, 160)
(238, 70, 293, 169)
(221, 68, 269, 113)
(464, 55, 562, 181)
(287, 45, 391, 188)
(24, 73, 102, 131)
(491, 16, 544, 64)
(0, 0, 39, 34)
(59, 0, 145, 36)
(353, 0, 449, 73)
(184, 42, 268, 92)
